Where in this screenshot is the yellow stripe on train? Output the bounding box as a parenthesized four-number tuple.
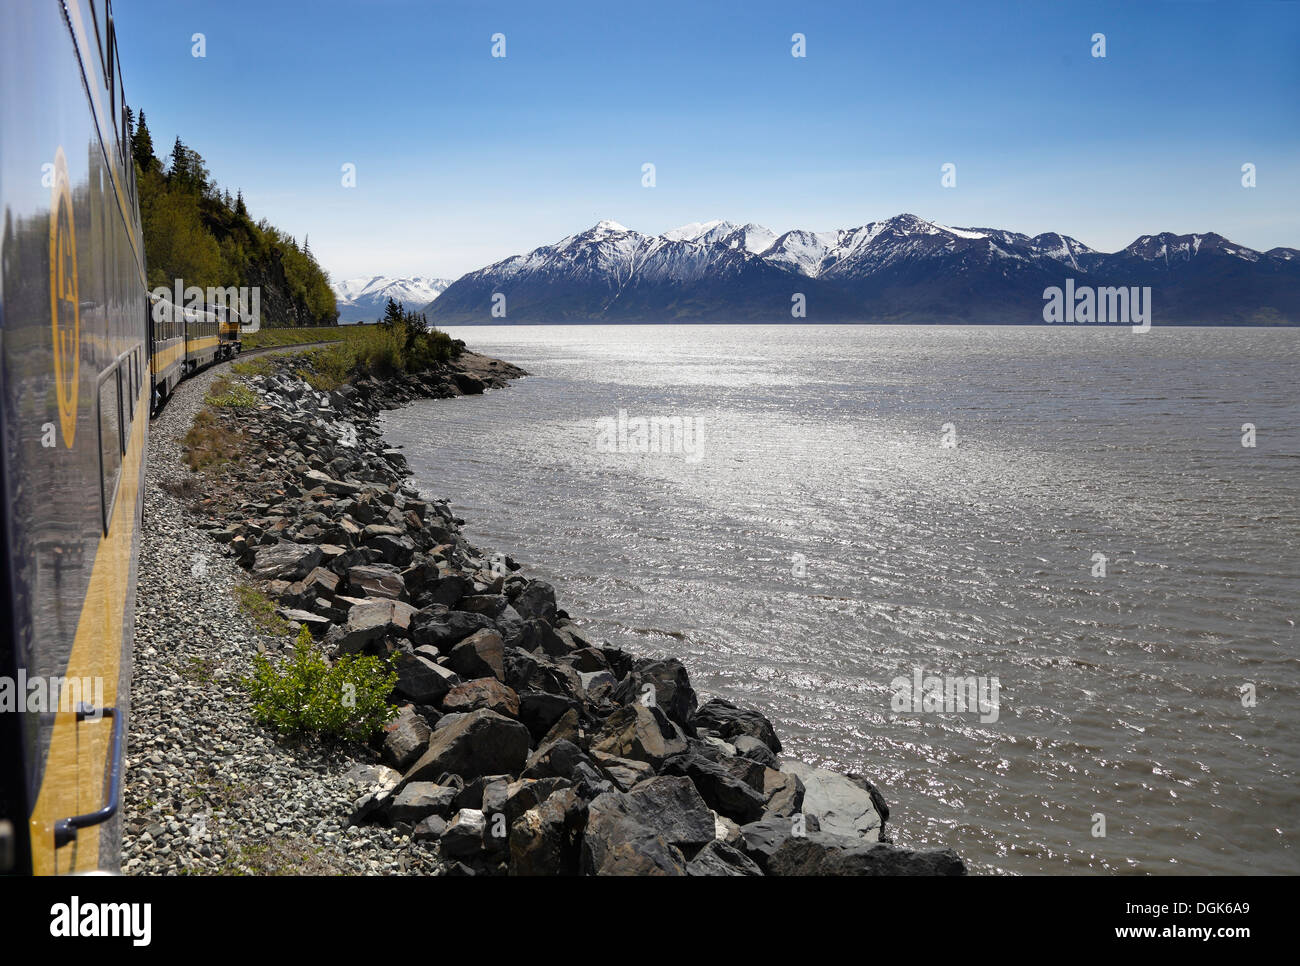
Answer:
(28, 371, 148, 874)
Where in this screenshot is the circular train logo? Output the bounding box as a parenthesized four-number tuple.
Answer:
(49, 147, 80, 448)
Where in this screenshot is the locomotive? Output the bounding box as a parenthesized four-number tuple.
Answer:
(0, 0, 246, 874)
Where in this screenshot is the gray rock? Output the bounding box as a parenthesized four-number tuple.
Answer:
(613, 658, 698, 732)
(780, 759, 882, 841)
(251, 542, 321, 581)
(348, 564, 406, 600)
(512, 580, 557, 623)
(393, 654, 460, 704)
(383, 705, 432, 770)
(388, 782, 459, 824)
(581, 790, 689, 876)
(733, 735, 780, 768)
(441, 677, 520, 717)
(509, 787, 587, 876)
(766, 834, 967, 876)
(446, 629, 505, 681)
(694, 698, 781, 753)
(659, 752, 768, 824)
(687, 839, 763, 876)
(401, 708, 531, 784)
(441, 808, 486, 858)
(588, 704, 687, 769)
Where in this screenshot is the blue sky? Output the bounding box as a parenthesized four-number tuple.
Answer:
(115, 0, 1300, 282)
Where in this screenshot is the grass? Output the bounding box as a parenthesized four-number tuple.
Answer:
(181, 655, 219, 685)
(218, 840, 340, 876)
(233, 583, 290, 636)
(240, 326, 349, 350)
(182, 410, 244, 472)
(205, 375, 259, 409)
(160, 476, 203, 500)
(230, 355, 277, 378)
(295, 321, 465, 392)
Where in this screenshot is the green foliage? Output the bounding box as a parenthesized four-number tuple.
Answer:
(206, 375, 259, 408)
(233, 583, 289, 636)
(242, 325, 348, 350)
(293, 310, 465, 391)
(230, 355, 278, 377)
(245, 626, 398, 742)
(181, 409, 243, 472)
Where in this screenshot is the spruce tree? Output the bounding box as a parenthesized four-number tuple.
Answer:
(131, 110, 156, 174)
(169, 137, 190, 186)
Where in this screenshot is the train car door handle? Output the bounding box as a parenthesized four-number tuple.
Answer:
(53, 704, 124, 847)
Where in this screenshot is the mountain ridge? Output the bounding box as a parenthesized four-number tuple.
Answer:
(423, 215, 1300, 325)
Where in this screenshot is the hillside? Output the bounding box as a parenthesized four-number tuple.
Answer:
(130, 110, 337, 327)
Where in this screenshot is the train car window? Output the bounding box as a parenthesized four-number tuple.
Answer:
(124, 352, 136, 423)
(106, 21, 116, 118)
(89, 1, 107, 71)
(97, 366, 124, 535)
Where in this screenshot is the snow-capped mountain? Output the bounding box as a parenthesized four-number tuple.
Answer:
(425, 216, 1300, 325)
(332, 275, 453, 322)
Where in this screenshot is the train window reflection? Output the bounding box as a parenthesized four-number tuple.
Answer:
(97, 365, 123, 535)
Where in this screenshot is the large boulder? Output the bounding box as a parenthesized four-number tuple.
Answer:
(518, 692, 581, 744)
(659, 752, 768, 824)
(687, 840, 764, 877)
(581, 791, 689, 876)
(442, 677, 520, 718)
(780, 760, 883, 841)
(388, 782, 459, 825)
(521, 739, 598, 783)
(512, 580, 558, 623)
(441, 808, 487, 859)
(509, 787, 588, 876)
(328, 597, 418, 655)
(382, 705, 432, 770)
(348, 564, 406, 600)
(761, 768, 805, 818)
(588, 705, 687, 769)
(251, 542, 322, 581)
(392, 654, 460, 704)
(694, 698, 781, 753)
(446, 629, 505, 681)
(766, 834, 966, 876)
(591, 751, 655, 792)
(400, 709, 531, 784)
(505, 649, 583, 701)
(613, 658, 698, 732)
(411, 608, 496, 651)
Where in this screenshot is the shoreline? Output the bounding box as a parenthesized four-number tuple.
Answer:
(125, 346, 967, 876)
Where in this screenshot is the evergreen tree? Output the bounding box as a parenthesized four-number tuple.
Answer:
(235, 190, 248, 218)
(131, 109, 156, 175)
(169, 137, 190, 185)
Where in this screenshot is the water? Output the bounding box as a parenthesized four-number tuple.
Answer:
(379, 324, 1300, 875)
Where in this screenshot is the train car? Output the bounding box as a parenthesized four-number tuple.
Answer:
(148, 292, 184, 410)
(183, 300, 220, 373)
(0, 0, 148, 874)
(216, 303, 243, 360)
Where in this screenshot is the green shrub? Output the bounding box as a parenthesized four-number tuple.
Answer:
(206, 377, 258, 408)
(245, 626, 397, 742)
